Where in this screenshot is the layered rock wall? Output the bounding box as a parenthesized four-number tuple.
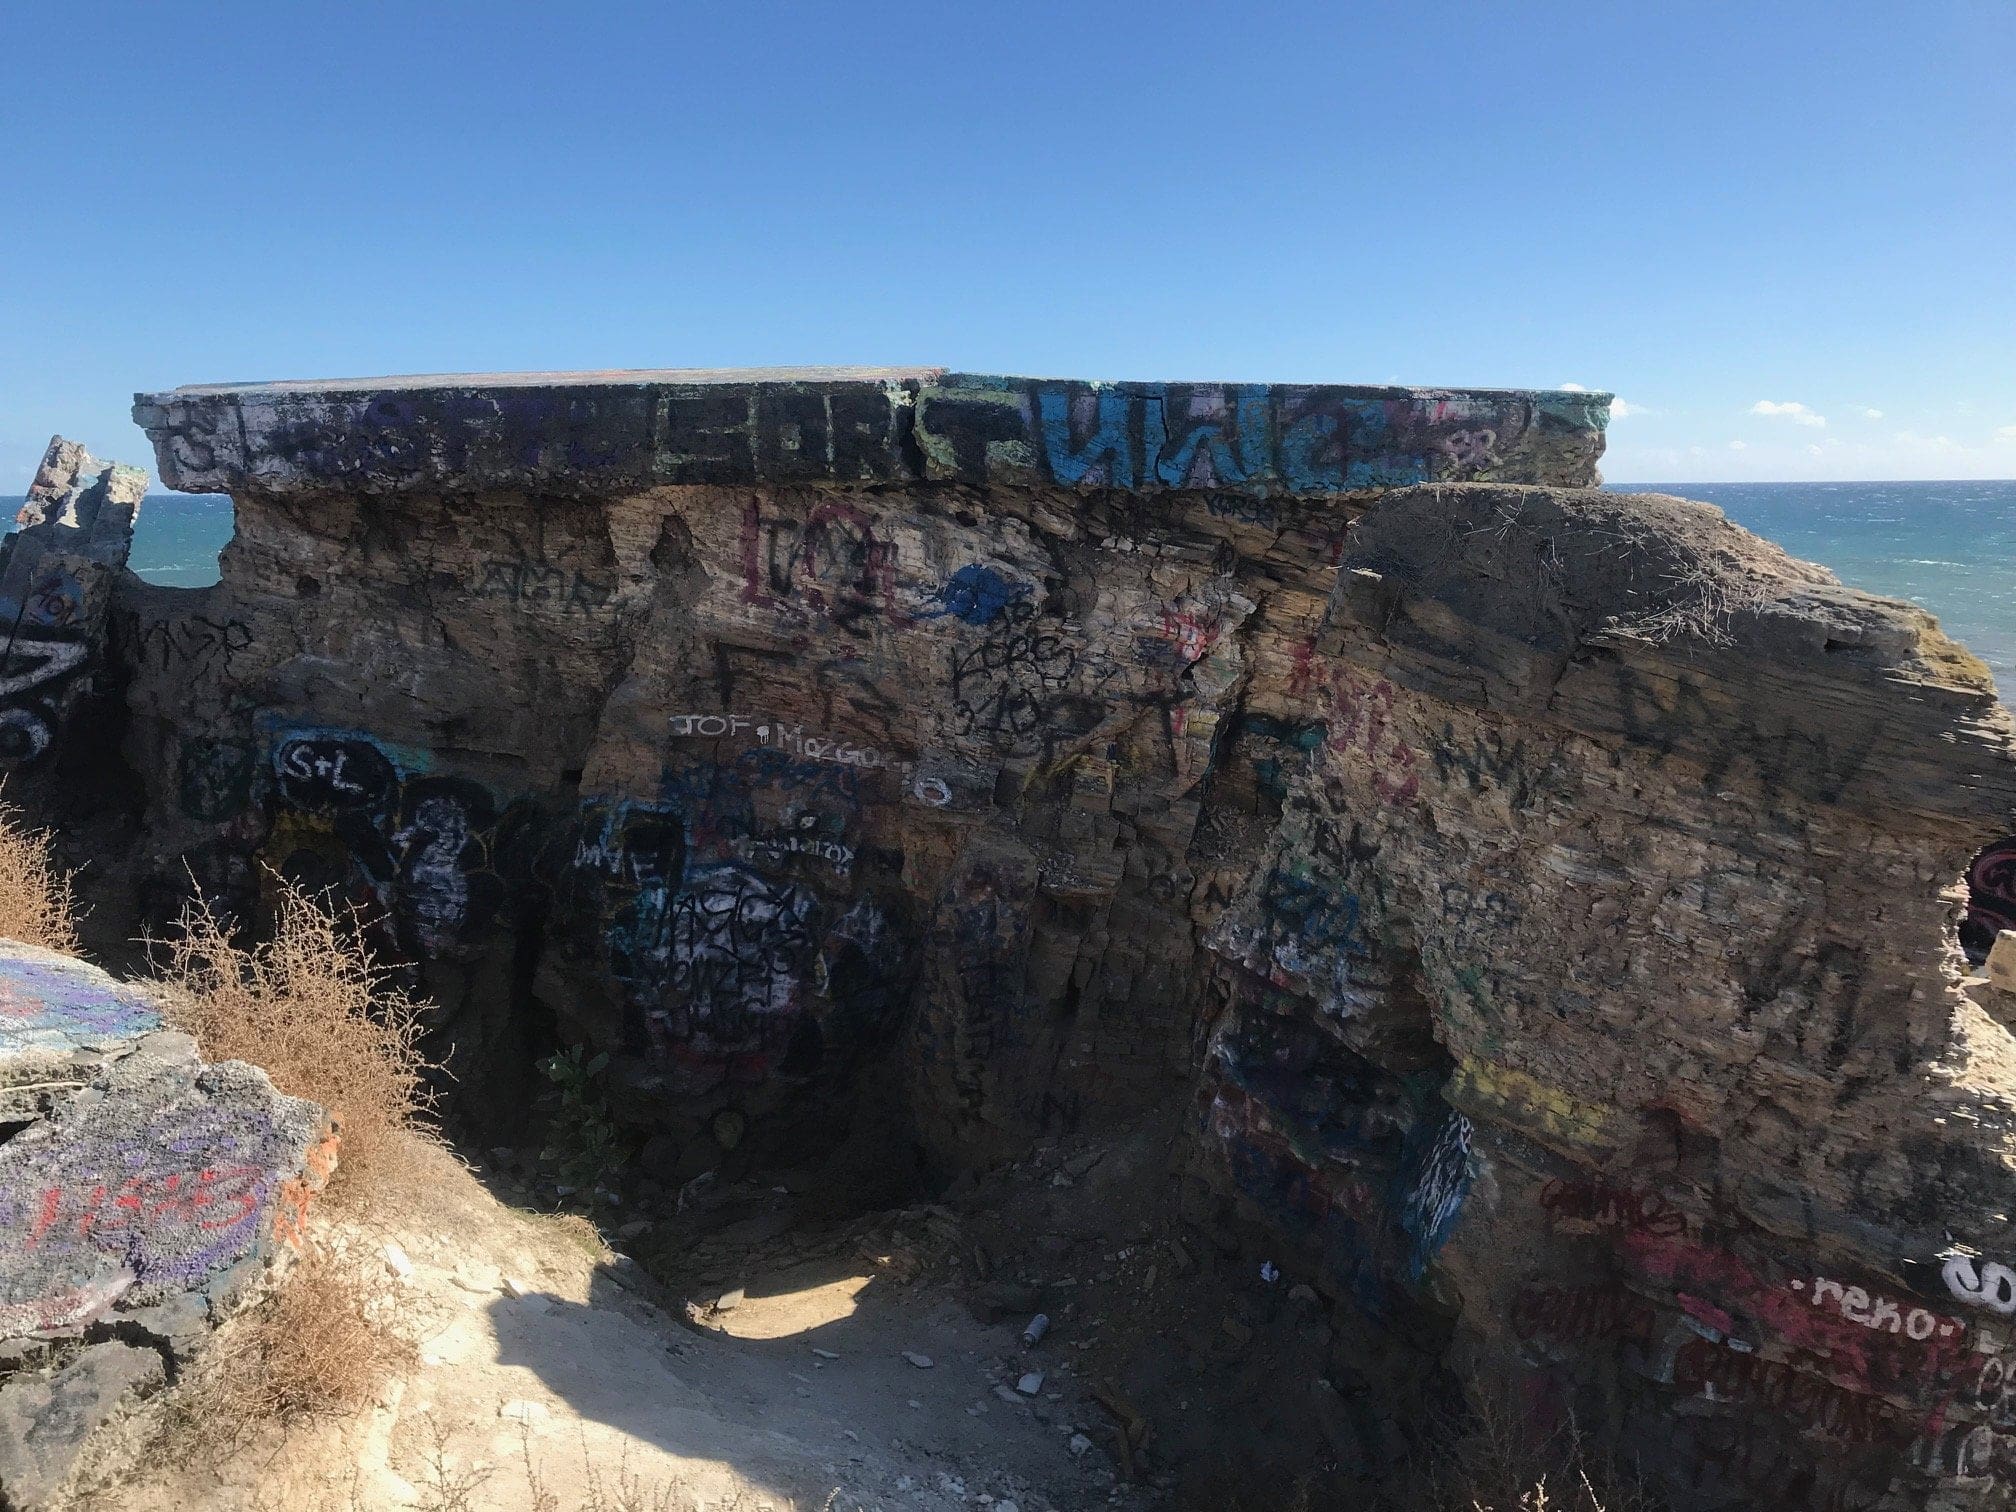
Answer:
(89, 367, 2016, 1507)
(118, 370, 1604, 1152)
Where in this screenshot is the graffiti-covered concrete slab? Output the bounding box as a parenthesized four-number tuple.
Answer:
(913, 373, 1610, 492)
(0, 1031, 331, 1330)
(132, 368, 1609, 499)
(0, 940, 162, 1119)
(133, 368, 941, 496)
(0, 953, 334, 1510)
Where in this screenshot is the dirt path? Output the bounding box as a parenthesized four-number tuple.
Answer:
(95, 1145, 1130, 1512)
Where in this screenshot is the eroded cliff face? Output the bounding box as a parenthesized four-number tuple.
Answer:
(97, 368, 2016, 1508)
(1216, 486, 2016, 1507)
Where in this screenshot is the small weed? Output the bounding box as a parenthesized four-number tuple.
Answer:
(414, 1413, 497, 1512)
(540, 1043, 626, 1197)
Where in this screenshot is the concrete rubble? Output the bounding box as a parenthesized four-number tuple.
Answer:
(0, 365, 2005, 1505)
(0, 942, 335, 1510)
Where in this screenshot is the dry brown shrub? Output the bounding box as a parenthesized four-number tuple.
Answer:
(166, 1246, 416, 1453)
(155, 878, 435, 1209)
(0, 798, 78, 951)
(1376, 1380, 1656, 1512)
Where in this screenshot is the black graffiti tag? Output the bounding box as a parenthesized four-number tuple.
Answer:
(471, 559, 614, 615)
(666, 866, 816, 1036)
(178, 737, 257, 822)
(948, 600, 1077, 746)
(134, 616, 254, 677)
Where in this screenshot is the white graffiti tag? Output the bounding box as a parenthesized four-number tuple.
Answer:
(1945, 1254, 2016, 1315)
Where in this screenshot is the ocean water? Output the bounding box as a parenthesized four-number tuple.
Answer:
(0, 492, 233, 590)
(2, 480, 2011, 694)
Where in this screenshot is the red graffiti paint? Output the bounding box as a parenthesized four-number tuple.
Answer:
(271, 1132, 341, 1252)
(1538, 1177, 1689, 1238)
(1624, 1232, 1970, 1395)
(739, 498, 902, 621)
(1512, 1282, 1659, 1347)
(1285, 647, 1422, 806)
(19, 1165, 266, 1251)
(1156, 607, 1220, 665)
(1674, 1336, 1918, 1447)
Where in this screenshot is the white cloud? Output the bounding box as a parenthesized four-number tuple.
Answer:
(1558, 383, 1644, 418)
(1606, 419, 2016, 484)
(1890, 430, 1964, 454)
(1861, 408, 1884, 421)
(1751, 400, 1828, 428)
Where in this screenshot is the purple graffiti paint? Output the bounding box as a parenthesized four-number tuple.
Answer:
(0, 954, 162, 1053)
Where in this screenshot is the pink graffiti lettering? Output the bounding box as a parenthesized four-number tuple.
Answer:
(1626, 1232, 1970, 1396)
(1287, 646, 1420, 806)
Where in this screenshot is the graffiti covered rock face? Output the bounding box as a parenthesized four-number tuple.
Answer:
(105, 368, 2016, 1506)
(0, 437, 145, 776)
(1281, 486, 2016, 1510)
(126, 370, 1602, 1151)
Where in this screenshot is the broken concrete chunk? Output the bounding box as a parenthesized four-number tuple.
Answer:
(902, 1351, 934, 1369)
(0, 1007, 330, 1333)
(451, 1261, 502, 1294)
(0, 1341, 166, 1511)
(0, 941, 164, 1121)
(1988, 930, 2016, 993)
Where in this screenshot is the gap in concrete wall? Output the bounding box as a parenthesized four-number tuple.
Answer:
(128, 492, 232, 588)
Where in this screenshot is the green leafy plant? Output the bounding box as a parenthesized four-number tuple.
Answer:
(538, 1044, 623, 1198)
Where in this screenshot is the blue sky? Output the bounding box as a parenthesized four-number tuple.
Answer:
(3, 0, 2011, 488)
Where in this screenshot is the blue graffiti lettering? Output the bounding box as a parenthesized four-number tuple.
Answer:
(1036, 386, 1135, 489)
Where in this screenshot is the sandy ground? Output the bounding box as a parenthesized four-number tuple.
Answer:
(90, 1144, 1131, 1512)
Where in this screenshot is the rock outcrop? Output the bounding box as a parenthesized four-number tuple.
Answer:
(39, 365, 2005, 1507)
(0, 943, 335, 1510)
(0, 439, 145, 775)
(1208, 484, 2016, 1508)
